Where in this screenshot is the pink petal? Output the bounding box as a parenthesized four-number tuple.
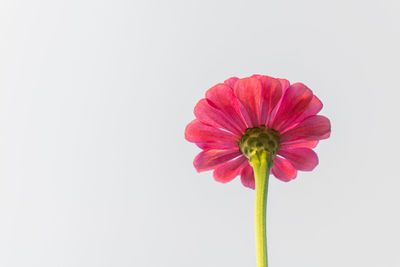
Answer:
(233, 77, 263, 128)
(194, 99, 243, 136)
(224, 77, 239, 89)
(271, 156, 297, 182)
(271, 83, 313, 131)
(240, 164, 255, 189)
(185, 119, 239, 149)
(213, 156, 248, 183)
(279, 95, 323, 133)
(278, 148, 319, 171)
(278, 78, 290, 93)
(205, 83, 247, 131)
(279, 115, 331, 143)
(194, 149, 241, 172)
(299, 95, 323, 121)
(255, 75, 283, 126)
(320, 131, 331, 139)
(280, 140, 319, 149)
(266, 78, 290, 128)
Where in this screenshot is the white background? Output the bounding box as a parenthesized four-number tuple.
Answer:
(1, 0, 399, 266)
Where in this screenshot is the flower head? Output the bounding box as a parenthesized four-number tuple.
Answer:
(185, 75, 331, 189)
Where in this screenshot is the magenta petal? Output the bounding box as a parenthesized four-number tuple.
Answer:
(278, 78, 290, 93)
(205, 84, 247, 131)
(194, 99, 242, 136)
(194, 149, 241, 172)
(280, 115, 331, 143)
(280, 95, 323, 133)
(255, 75, 282, 126)
(240, 164, 255, 189)
(280, 140, 319, 149)
(272, 83, 313, 131)
(299, 95, 323, 121)
(185, 119, 239, 149)
(271, 156, 297, 182)
(268, 78, 290, 126)
(224, 77, 239, 89)
(233, 77, 263, 128)
(278, 148, 319, 171)
(213, 156, 247, 183)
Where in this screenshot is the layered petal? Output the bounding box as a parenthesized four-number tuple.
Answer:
(194, 99, 242, 136)
(278, 78, 290, 92)
(185, 119, 239, 149)
(271, 83, 313, 131)
(255, 75, 282, 126)
(280, 140, 319, 150)
(278, 148, 319, 171)
(213, 155, 247, 183)
(194, 149, 241, 172)
(279, 95, 323, 133)
(233, 77, 263, 128)
(205, 83, 247, 131)
(279, 115, 331, 143)
(240, 164, 255, 189)
(271, 156, 297, 182)
(224, 77, 239, 89)
(297, 95, 323, 122)
(266, 78, 290, 127)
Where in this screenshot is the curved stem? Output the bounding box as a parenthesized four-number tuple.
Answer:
(251, 152, 270, 267)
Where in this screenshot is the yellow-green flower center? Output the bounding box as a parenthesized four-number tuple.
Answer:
(238, 126, 280, 162)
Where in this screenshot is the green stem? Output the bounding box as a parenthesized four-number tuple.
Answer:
(250, 152, 270, 267)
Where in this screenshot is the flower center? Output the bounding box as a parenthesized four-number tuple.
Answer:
(238, 126, 280, 161)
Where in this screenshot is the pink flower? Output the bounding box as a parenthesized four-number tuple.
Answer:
(185, 75, 331, 189)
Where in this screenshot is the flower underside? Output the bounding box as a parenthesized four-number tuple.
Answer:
(185, 74, 331, 186)
(239, 127, 279, 168)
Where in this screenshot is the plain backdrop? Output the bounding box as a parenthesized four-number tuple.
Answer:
(1, 0, 399, 266)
